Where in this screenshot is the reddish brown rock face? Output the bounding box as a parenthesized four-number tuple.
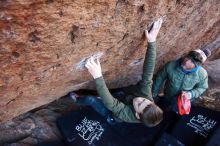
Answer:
(0, 0, 219, 122)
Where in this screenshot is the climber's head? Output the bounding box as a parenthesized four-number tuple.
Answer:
(181, 48, 211, 70)
(133, 97, 163, 127)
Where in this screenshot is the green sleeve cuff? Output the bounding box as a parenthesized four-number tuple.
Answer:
(94, 76, 104, 86)
(148, 42, 156, 49)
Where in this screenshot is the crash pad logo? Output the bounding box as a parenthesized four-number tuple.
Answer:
(75, 117, 104, 144)
(187, 115, 217, 138)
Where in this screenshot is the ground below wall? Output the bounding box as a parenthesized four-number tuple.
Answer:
(0, 87, 219, 146)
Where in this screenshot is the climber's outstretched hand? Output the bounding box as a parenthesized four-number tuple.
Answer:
(85, 57, 102, 79)
(145, 17, 163, 42)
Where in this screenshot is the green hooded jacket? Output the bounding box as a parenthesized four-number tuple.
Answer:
(94, 42, 156, 123)
(152, 60, 208, 102)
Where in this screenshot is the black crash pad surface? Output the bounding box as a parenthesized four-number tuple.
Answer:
(170, 106, 220, 146)
(57, 106, 220, 146)
(56, 107, 172, 146)
(155, 132, 185, 146)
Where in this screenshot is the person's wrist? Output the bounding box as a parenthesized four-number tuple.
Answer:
(93, 73, 102, 79)
(148, 38, 156, 43)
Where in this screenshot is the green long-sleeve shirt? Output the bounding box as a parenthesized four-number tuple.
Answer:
(95, 42, 156, 123)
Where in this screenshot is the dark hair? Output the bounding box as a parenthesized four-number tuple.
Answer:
(181, 54, 201, 66)
(188, 51, 202, 63)
(139, 103, 163, 127)
(203, 49, 211, 57)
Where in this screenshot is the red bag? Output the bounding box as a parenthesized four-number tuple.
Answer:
(177, 93, 191, 115)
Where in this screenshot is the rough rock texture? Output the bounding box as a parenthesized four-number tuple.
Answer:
(204, 59, 220, 89)
(0, 96, 77, 146)
(0, 0, 220, 122)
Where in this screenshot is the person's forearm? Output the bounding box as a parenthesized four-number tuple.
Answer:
(132, 42, 156, 98)
(152, 75, 165, 97)
(139, 42, 156, 89)
(191, 87, 207, 99)
(142, 42, 156, 83)
(95, 77, 116, 110)
(191, 76, 208, 99)
(152, 62, 168, 97)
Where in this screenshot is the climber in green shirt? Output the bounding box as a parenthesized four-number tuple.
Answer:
(70, 18, 164, 127)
